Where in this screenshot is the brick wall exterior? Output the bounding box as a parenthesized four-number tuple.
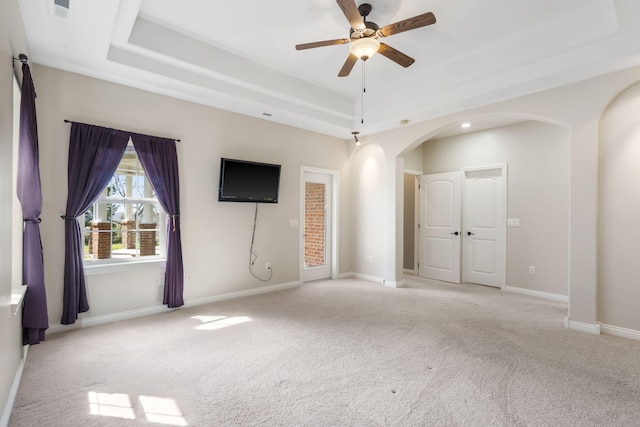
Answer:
(139, 223, 157, 256)
(121, 219, 137, 250)
(90, 221, 111, 259)
(304, 182, 325, 268)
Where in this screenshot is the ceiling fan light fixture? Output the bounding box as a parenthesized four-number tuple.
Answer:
(350, 37, 380, 60)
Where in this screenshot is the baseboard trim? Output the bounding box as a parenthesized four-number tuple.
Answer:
(564, 317, 601, 335)
(346, 272, 406, 288)
(48, 281, 302, 334)
(351, 272, 385, 285)
(600, 323, 640, 341)
(1, 345, 29, 427)
(184, 281, 301, 308)
(403, 268, 417, 275)
(504, 286, 568, 303)
(383, 279, 406, 288)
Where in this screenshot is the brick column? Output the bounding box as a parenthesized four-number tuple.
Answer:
(91, 221, 111, 259)
(139, 223, 157, 256)
(121, 219, 137, 250)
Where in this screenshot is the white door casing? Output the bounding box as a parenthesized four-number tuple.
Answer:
(419, 172, 462, 283)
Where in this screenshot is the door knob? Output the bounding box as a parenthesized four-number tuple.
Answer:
(450, 231, 459, 235)
(467, 231, 475, 236)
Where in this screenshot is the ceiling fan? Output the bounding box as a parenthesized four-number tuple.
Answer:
(295, 0, 436, 77)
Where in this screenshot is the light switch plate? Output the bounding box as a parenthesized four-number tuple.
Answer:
(507, 218, 520, 227)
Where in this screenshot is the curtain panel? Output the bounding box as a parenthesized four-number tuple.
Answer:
(17, 63, 48, 344)
(132, 136, 184, 308)
(61, 124, 129, 324)
(61, 123, 184, 324)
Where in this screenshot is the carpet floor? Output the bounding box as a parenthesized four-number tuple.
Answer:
(10, 277, 640, 426)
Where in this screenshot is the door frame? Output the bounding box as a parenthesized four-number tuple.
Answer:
(461, 164, 507, 288)
(403, 169, 422, 275)
(300, 166, 340, 282)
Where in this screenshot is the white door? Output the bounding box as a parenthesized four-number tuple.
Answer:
(463, 168, 505, 288)
(419, 172, 462, 283)
(302, 172, 332, 282)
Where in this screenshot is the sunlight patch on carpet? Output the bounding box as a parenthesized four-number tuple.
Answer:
(140, 395, 188, 426)
(88, 392, 188, 425)
(88, 392, 135, 419)
(191, 315, 252, 331)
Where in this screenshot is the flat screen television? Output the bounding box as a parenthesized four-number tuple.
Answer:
(218, 158, 281, 203)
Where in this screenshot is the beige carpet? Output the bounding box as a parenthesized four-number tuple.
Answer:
(10, 277, 640, 426)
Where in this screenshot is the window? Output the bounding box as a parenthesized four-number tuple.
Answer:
(83, 141, 165, 266)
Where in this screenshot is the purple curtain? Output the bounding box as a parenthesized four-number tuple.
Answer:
(17, 63, 48, 345)
(61, 124, 129, 325)
(132, 136, 184, 308)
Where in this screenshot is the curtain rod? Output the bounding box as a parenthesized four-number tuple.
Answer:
(63, 119, 181, 142)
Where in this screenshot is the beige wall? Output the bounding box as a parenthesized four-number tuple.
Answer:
(33, 65, 351, 326)
(422, 121, 570, 296)
(0, 0, 30, 422)
(599, 81, 640, 331)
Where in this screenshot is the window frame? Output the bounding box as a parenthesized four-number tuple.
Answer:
(82, 142, 167, 274)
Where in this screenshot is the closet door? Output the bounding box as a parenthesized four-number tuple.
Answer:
(419, 172, 461, 283)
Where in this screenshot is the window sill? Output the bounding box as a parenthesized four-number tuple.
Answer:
(11, 286, 27, 317)
(84, 259, 166, 275)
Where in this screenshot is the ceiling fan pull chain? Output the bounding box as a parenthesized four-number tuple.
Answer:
(361, 61, 366, 124)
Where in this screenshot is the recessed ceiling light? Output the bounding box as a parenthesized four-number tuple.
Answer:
(461, 122, 471, 129)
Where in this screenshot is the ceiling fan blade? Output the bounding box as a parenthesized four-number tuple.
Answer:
(295, 38, 351, 50)
(338, 53, 358, 77)
(378, 43, 415, 68)
(336, 0, 366, 30)
(378, 12, 436, 37)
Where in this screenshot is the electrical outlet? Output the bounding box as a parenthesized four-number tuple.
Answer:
(528, 266, 536, 275)
(368, 255, 373, 263)
(266, 262, 271, 271)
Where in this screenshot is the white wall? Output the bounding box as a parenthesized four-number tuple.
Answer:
(33, 65, 351, 327)
(0, 0, 30, 421)
(422, 121, 570, 296)
(599, 81, 640, 331)
(349, 143, 386, 280)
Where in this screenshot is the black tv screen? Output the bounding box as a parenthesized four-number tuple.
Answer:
(218, 158, 281, 203)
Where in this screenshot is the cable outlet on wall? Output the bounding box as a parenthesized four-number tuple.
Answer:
(528, 266, 536, 275)
(266, 262, 271, 271)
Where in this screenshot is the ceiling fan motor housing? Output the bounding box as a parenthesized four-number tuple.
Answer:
(350, 3, 378, 39)
(350, 21, 379, 39)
